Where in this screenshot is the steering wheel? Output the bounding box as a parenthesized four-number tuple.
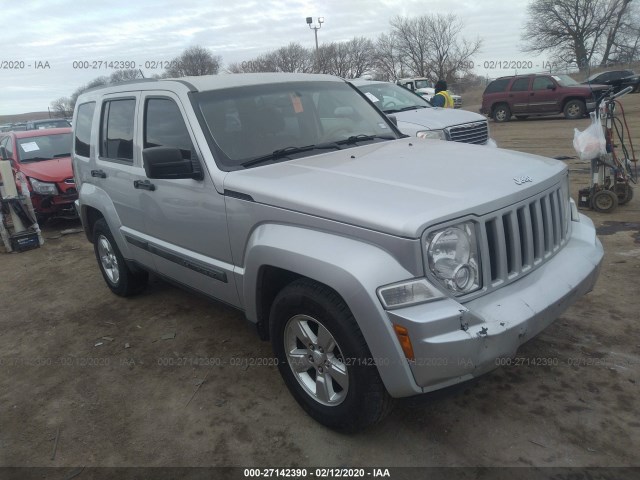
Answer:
(382, 101, 398, 109)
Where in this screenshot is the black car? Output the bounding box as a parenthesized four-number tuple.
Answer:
(25, 118, 71, 130)
(582, 70, 640, 94)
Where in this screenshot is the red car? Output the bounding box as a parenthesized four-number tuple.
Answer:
(0, 128, 78, 221)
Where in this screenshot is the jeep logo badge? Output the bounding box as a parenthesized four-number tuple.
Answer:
(514, 175, 533, 185)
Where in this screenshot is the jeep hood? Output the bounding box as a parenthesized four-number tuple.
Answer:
(224, 139, 566, 238)
(18, 157, 72, 182)
(395, 107, 485, 134)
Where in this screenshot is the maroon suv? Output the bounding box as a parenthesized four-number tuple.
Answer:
(480, 73, 608, 122)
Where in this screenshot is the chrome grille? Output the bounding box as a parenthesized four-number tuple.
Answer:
(480, 181, 570, 289)
(446, 121, 488, 145)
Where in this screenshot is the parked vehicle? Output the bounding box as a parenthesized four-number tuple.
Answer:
(73, 73, 603, 432)
(396, 77, 462, 108)
(581, 70, 640, 94)
(352, 79, 491, 145)
(25, 118, 71, 130)
(481, 74, 608, 122)
(0, 128, 78, 220)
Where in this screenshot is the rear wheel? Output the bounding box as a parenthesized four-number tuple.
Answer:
(270, 279, 393, 432)
(614, 183, 634, 205)
(93, 218, 148, 296)
(564, 100, 586, 120)
(493, 104, 511, 122)
(591, 189, 618, 213)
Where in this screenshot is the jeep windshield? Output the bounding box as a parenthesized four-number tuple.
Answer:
(355, 82, 432, 114)
(17, 133, 72, 163)
(194, 81, 400, 169)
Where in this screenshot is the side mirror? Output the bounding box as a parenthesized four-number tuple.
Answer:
(142, 146, 197, 180)
(387, 115, 398, 126)
(547, 84, 556, 90)
(0, 146, 8, 160)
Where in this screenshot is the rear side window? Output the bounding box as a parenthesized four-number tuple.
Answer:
(510, 78, 530, 91)
(100, 99, 135, 162)
(75, 102, 95, 157)
(484, 78, 510, 94)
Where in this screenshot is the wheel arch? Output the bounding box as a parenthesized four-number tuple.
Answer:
(242, 223, 422, 397)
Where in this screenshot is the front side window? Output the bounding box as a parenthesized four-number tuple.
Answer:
(532, 77, 555, 90)
(100, 99, 135, 162)
(144, 98, 194, 159)
(75, 102, 95, 157)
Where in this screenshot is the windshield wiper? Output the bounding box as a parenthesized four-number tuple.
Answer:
(20, 157, 51, 163)
(241, 143, 341, 168)
(334, 134, 395, 145)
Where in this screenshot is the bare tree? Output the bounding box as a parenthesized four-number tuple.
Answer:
(389, 16, 432, 78)
(109, 68, 143, 83)
(165, 46, 222, 77)
(313, 37, 375, 78)
(389, 15, 481, 82)
(373, 33, 404, 81)
(522, 0, 635, 71)
(227, 43, 313, 74)
(50, 97, 73, 118)
(608, 1, 640, 63)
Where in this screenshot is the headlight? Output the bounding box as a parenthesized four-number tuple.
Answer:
(426, 221, 481, 295)
(417, 129, 446, 140)
(29, 178, 58, 195)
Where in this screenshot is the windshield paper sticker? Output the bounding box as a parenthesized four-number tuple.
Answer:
(20, 142, 40, 152)
(364, 92, 380, 102)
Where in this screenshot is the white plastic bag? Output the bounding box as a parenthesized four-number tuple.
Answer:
(573, 112, 606, 161)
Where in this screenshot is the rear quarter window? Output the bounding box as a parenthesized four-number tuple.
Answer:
(484, 78, 510, 94)
(74, 102, 96, 157)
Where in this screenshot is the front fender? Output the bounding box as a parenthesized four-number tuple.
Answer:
(242, 223, 424, 397)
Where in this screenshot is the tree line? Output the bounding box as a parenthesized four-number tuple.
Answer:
(50, 14, 481, 117)
(50, 4, 640, 117)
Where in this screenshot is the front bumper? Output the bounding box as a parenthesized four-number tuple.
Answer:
(386, 214, 603, 394)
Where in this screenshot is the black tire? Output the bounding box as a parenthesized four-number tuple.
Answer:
(493, 104, 511, 123)
(563, 99, 586, 120)
(613, 183, 634, 205)
(591, 189, 618, 213)
(93, 218, 148, 296)
(515, 115, 529, 120)
(270, 278, 393, 432)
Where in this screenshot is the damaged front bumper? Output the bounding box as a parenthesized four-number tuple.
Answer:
(386, 213, 603, 393)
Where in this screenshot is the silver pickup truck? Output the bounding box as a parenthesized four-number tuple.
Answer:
(73, 73, 603, 432)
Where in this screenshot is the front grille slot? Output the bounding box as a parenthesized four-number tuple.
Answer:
(447, 121, 489, 145)
(481, 183, 569, 290)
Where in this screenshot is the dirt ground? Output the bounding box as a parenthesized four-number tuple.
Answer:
(1, 94, 639, 470)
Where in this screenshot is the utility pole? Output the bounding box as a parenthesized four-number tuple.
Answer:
(306, 17, 324, 51)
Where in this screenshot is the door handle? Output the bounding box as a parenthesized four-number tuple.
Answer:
(134, 179, 156, 191)
(91, 169, 107, 178)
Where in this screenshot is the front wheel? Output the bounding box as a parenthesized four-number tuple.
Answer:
(564, 100, 586, 120)
(614, 183, 634, 205)
(493, 104, 511, 122)
(93, 218, 148, 296)
(270, 279, 393, 432)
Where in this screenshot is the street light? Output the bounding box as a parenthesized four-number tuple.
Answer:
(306, 16, 324, 51)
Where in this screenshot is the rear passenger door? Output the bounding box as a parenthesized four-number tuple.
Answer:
(137, 92, 237, 305)
(529, 76, 561, 114)
(508, 77, 531, 114)
(94, 93, 156, 270)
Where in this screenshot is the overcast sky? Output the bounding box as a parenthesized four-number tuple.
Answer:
(0, 0, 551, 115)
